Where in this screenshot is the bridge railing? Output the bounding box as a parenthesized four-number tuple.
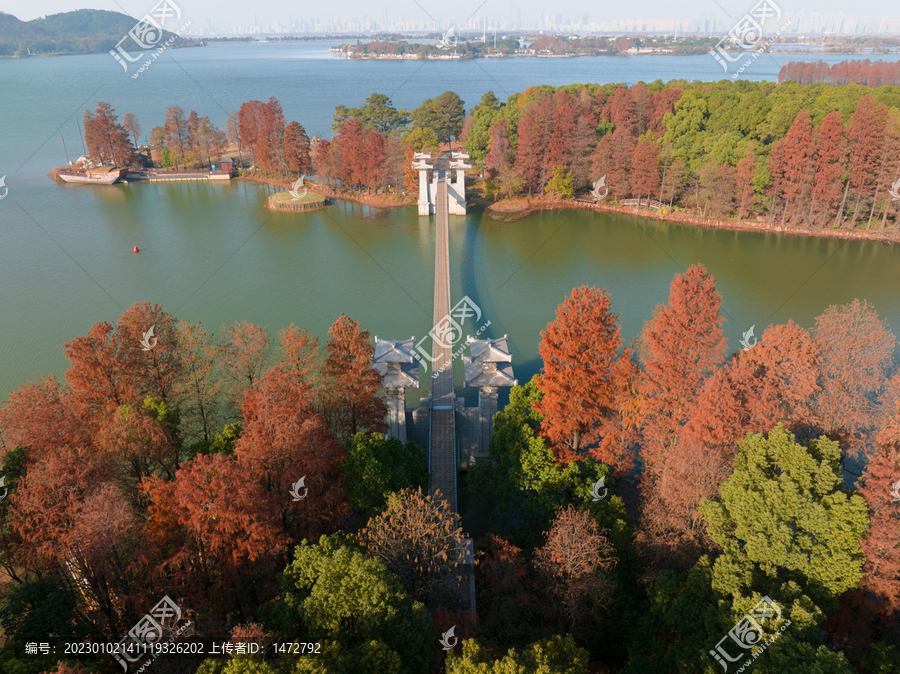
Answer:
(620, 198, 664, 210)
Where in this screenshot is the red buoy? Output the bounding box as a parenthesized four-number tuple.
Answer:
(133, 247, 140, 253)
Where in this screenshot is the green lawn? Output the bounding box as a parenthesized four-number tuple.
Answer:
(269, 189, 326, 205)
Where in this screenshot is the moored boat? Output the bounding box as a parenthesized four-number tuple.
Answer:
(58, 166, 128, 184)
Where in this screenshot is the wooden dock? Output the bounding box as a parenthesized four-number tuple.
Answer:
(126, 169, 234, 182)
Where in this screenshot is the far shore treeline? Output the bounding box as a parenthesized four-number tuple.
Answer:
(81, 68, 900, 232)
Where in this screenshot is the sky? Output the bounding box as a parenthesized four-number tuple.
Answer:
(3, 0, 895, 28)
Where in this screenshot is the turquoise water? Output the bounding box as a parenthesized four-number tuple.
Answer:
(1, 43, 899, 404)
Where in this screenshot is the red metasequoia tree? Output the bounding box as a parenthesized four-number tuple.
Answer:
(827, 406, 900, 654)
(638, 264, 727, 481)
(812, 299, 895, 458)
(0, 374, 88, 459)
(630, 139, 660, 203)
(676, 321, 821, 465)
(858, 436, 900, 616)
(140, 453, 284, 619)
(320, 313, 387, 442)
(640, 322, 821, 571)
(534, 286, 638, 471)
(63, 321, 134, 419)
(115, 301, 184, 408)
(841, 95, 886, 228)
(283, 120, 312, 176)
(546, 92, 576, 169)
(238, 99, 262, 164)
(333, 117, 367, 189)
(256, 96, 286, 174)
(807, 110, 846, 226)
(218, 320, 273, 416)
(768, 108, 812, 224)
(174, 318, 223, 446)
(779, 59, 900, 87)
(236, 362, 350, 540)
(275, 323, 322, 389)
(63, 302, 182, 423)
(11, 444, 138, 636)
(83, 101, 134, 167)
(601, 85, 637, 135)
(515, 103, 550, 194)
(485, 118, 512, 179)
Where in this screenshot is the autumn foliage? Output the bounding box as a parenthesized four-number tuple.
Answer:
(779, 59, 900, 87)
(533, 505, 617, 630)
(534, 286, 638, 473)
(463, 79, 900, 231)
(2, 215, 900, 669)
(360, 488, 466, 608)
(0, 305, 385, 642)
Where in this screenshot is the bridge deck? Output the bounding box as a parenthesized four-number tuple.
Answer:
(429, 158, 456, 511)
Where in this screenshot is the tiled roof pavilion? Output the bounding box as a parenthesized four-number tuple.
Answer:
(463, 334, 518, 389)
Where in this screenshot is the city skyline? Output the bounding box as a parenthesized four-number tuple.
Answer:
(188, 10, 900, 38)
(5, 0, 900, 36)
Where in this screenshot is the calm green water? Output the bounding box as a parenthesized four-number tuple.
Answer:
(2, 43, 899, 404)
(2, 178, 898, 407)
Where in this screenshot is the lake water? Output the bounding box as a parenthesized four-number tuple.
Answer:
(1, 43, 899, 405)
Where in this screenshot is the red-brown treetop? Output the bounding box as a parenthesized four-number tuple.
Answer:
(535, 286, 633, 463)
(0, 374, 87, 459)
(857, 439, 900, 618)
(11, 444, 120, 570)
(321, 314, 387, 440)
(169, 452, 286, 565)
(813, 299, 895, 457)
(639, 264, 727, 471)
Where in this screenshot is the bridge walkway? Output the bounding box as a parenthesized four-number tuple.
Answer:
(428, 156, 457, 512)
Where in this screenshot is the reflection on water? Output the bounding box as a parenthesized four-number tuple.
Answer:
(2, 43, 900, 402)
(7, 179, 899, 412)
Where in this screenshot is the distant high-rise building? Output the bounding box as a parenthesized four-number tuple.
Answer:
(583, 13, 589, 25)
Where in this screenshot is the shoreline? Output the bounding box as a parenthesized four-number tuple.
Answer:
(239, 174, 898, 244)
(236, 174, 414, 209)
(330, 49, 899, 60)
(485, 196, 900, 244)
